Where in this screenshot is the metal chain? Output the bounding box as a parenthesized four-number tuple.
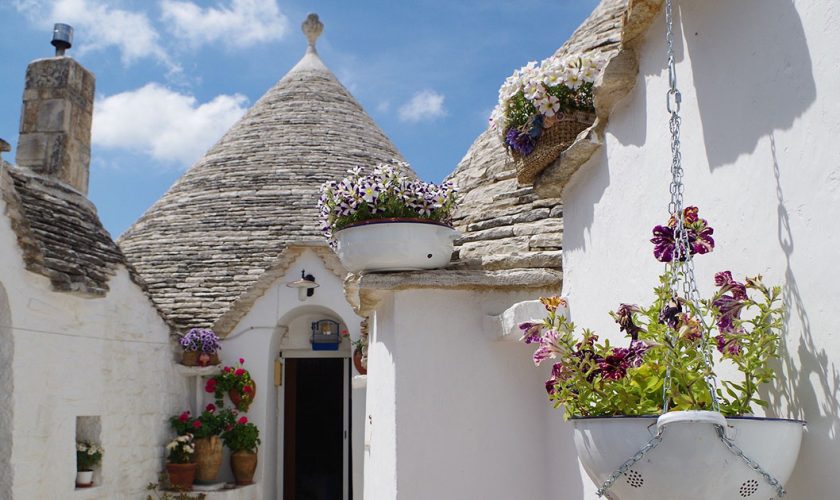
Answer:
(597, 0, 784, 497)
(715, 425, 786, 498)
(596, 428, 665, 497)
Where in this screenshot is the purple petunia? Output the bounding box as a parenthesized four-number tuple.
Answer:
(650, 206, 715, 263)
(180, 328, 221, 354)
(505, 128, 536, 156)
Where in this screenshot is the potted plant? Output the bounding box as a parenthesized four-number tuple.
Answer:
(221, 416, 261, 485)
(170, 405, 235, 483)
(318, 161, 460, 273)
(490, 55, 603, 184)
(207, 358, 256, 412)
(521, 207, 804, 499)
(164, 435, 196, 491)
(75, 440, 103, 487)
(179, 328, 221, 367)
(352, 335, 367, 375)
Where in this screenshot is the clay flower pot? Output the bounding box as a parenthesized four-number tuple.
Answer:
(165, 462, 196, 491)
(230, 450, 258, 485)
(229, 381, 256, 412)
(353, 348, 367, 375)
(193, 436, 223, 482)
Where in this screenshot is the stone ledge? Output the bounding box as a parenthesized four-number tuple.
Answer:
(353, 268, 562, 292)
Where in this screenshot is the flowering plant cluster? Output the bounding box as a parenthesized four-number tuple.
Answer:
(522, 208, 783, 418)
(490, 55, 604, 156)
(170, 404, 237, 440)
(318, 161, 459, 241)
(165, 435, 195, 464)
(206, 358, 256, 412)
(76, 441, 104, 471)
(220, 417, 261, 453)
(179, 328, 221, 354)
(651, 206, 715, 262)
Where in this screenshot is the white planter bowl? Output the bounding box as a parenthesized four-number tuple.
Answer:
(75, 470, 94, 487)
(334, 219, 459, 273)
(572, 411, 805, 500)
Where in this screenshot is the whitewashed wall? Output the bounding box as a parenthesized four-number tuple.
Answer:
(219, 249, 363, 500)
(561, 0, 839, 498)
(0, 194, 189, 498)
(363, 287, 579, 500)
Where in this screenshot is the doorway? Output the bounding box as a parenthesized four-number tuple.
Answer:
(283, 357, 349, 499)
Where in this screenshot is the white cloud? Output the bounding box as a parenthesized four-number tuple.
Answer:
(92, 83, 249, 167)
(14, 0, 176, 70)
(160, 0, 288, 48)
(398, 90, 447, 123)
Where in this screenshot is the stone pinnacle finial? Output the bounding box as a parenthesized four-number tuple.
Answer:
(302, 13, 323, 52)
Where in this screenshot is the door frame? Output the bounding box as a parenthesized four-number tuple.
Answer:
(276, 350, 351, 500)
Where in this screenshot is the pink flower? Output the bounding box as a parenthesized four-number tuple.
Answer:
(234, 368, 245, 376)
(204, 379, 216, 393)
(192, 420, 202, 429)
(205, 403, 216, 413)
(224, 366, 232, 373)
(239, 358, 245, 364)
(178, 411, 190, 423)
(238, 416, 248, 425)
(243, 385, 253, 393)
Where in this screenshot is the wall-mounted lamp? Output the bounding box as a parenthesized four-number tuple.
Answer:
(286, 270, 319, 301)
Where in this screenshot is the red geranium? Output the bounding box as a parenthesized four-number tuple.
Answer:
(238, 416, 248, 424)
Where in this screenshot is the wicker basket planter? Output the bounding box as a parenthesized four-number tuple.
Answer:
(512, 110, 596, 185)
(181, 351, 220, 367)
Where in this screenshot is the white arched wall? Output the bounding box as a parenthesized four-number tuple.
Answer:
(0, 280, 13, 500)
(219, 249, 363, 500)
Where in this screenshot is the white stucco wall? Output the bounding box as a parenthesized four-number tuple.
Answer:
(561, 1, 839, 498)
(364, 287, 580, 500)
(0, 193, 190, 498)
(218, 249, 363, 500)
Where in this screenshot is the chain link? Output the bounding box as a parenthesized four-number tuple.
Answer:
(596, 0, 784, 496)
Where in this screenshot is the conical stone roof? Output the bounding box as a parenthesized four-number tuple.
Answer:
(119, 14, 403, 332)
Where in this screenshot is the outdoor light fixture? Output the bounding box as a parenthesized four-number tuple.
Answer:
(286, 270, 319, 301)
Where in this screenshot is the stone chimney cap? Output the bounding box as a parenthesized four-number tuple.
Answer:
(52, 23, 73, 56)
(302, 13, 323, 52)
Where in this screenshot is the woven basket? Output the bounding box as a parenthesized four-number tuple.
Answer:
(512, 111, 596, 185)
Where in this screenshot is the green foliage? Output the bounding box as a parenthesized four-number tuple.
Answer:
(76, 441, 103, 471)
(530, 269, 783, 418)
(221, 421, 261, 453)
(146, 479, 207, 500)
(169, 407, 236, 439)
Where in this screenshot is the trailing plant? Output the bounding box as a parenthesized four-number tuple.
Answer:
(76, 441, 104, 471)
(146, 479, 207, 500)
(522, 207, 783, 418)
(169, 404, 237, 439)
(165, 435, 195, 464)
(490, 55, 605, 156)
(318, 161, 459, 242)
(206, 359, 256, 412)
(178, 328, 221, 354)
(221, 417, 261, 453)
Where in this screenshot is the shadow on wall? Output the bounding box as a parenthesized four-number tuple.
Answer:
(561, 146, 610, 253)
(759, 134, 840, 498)
(0, 282, 12, 499)
(683, 0, 816, 170)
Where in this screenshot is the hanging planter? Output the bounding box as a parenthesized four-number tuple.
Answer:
(489, 53, 604, 185)
(319, 160, 460, 273)
(520, 2, 805, 495)
(207, 359, 256, 412)
(573, 412, 804, 500)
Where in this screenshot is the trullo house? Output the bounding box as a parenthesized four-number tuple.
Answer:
(0, 0, 837, 498)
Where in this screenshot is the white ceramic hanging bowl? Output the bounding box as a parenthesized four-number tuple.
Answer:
(572, 411, 805, 500)
(334, 219, 460, 273)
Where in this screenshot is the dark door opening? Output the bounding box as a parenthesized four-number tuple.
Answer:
(283, 357, 346, 500)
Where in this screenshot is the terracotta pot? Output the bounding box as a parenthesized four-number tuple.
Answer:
(181, 351, 220, 367)
(229, 382, 256, 412)
(165, 462, 196, 491)
(353, 348, 367, 375)
(230, 450, 258, 485)
(193, 436, 223, 482)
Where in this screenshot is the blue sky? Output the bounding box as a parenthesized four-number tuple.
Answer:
(0, 0, 597, 237)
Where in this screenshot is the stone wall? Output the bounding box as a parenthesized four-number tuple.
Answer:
(0, 182, 189, 498)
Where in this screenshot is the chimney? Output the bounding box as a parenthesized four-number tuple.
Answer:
(15, 24, 95, 195)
